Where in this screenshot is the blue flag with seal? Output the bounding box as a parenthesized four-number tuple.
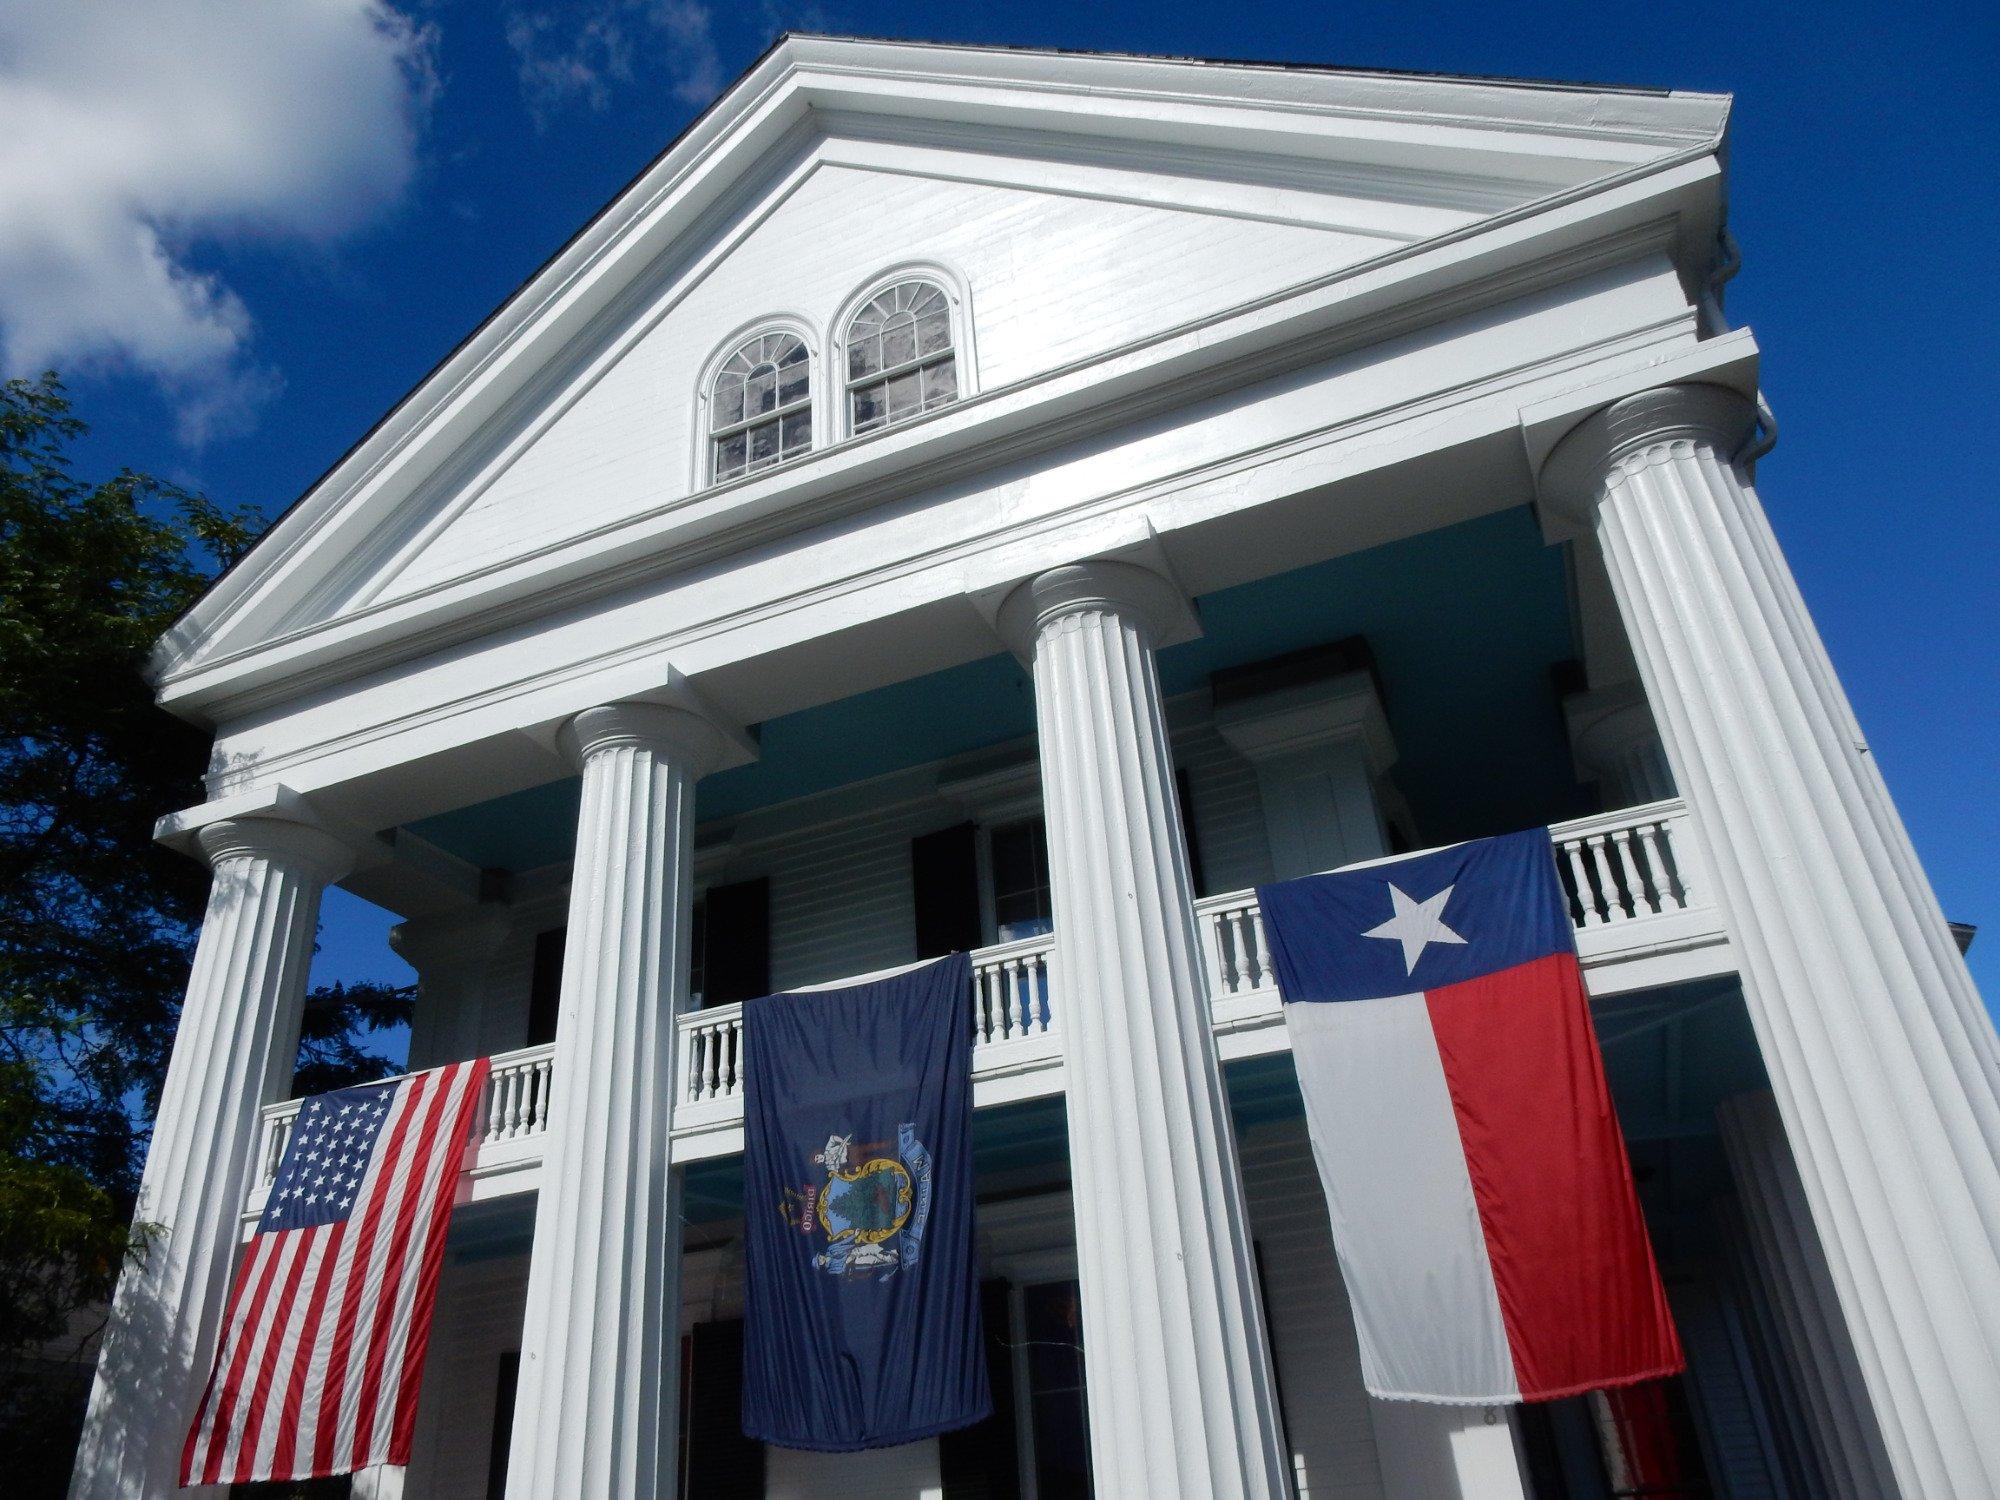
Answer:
(741, 951, 991, 1451)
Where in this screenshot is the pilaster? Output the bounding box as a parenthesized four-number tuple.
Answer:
(1540, 384, 2000, 1497)
(505, 702, 726, 1500)
(393, 908, 512, 1070)
(70, 817, 352, 1500)
(999, 560, 1291, 1498)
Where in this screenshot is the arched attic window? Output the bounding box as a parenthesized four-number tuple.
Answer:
(844, 279, 959, 435)
(709, 329, 812, 482)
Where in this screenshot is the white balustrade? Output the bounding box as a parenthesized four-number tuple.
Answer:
(249, 801, 1702, 1206)
(677, 935, 1056, 1107)
(254, 1042, 557, 1189)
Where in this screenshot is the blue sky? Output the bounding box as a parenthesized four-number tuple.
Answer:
(5, 0, 1994, 1014)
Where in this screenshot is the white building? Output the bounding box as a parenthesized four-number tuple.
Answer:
(69, 36, 2000, 1500)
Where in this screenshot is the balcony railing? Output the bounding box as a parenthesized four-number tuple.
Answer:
(250, 798, 1715, 1196)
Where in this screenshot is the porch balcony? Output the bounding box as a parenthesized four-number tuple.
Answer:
(244, 797, 1724, 1222)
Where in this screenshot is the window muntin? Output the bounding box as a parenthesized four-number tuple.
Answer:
(845, 280, 958, 435)
(710, 331, 811, 481)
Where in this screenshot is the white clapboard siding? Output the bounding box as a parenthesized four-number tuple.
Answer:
(372, 162, 1367, 606)
(1237, 1114, 1388, 1500)
(401, 1256, 532, 1500)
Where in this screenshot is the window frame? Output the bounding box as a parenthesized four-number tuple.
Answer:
(696, 317, 822, 487)
(834, 265, 976, 439)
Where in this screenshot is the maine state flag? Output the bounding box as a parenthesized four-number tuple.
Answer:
(741, 951, 991, 1450)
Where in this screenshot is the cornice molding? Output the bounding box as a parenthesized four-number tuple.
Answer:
(151, 37, 1727, 712)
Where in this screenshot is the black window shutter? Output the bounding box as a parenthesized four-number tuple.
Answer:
(1175, 766, 1207, 898)
(912, 822, 983, 958)
(940, 1280, 1022, 1500)
(486, 1351, 520, 1500)
(683, 1318, 765, 1498)
(526, 928, 565, 1046)
(702, 876, 771, 1006)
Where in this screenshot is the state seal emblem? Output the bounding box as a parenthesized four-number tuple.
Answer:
(783, 1124, 934, 1279)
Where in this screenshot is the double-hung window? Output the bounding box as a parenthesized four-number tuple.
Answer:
(845, 280, 959, 435)
(709, 331, 811, 481)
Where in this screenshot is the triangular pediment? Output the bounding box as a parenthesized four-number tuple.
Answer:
(154, 38, 1728, 712)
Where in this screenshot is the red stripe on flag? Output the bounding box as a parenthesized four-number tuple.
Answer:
(388, 1059, 489, 1464)
(269, 1220, 346, 1480)
(196, 1234, 287, 1485)
(314, 1072, 432, 1475)
(180, 1234, 270, 1485)
(349, 1064, 458, 1462)
(1424, 951, 1683, 1400)
(228, 1229, 316, 1482)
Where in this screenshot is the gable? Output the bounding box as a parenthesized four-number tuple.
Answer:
(153, 39, 1730, 715)
(345, 151, 1440, 613)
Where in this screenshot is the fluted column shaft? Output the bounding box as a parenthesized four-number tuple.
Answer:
(1542, 385, 2000, 1498)
(70, 817, 352, 1500)
(1002, 561, 1290, 1499)
(505, 703, 722, 1500)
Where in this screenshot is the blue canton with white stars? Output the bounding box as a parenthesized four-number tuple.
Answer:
(260, 1082, 397, 1233)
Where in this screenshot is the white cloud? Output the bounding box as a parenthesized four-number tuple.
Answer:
(503, 0, 720, 128)
(0, 1, 438, 444)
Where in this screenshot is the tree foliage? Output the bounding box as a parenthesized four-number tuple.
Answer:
(0, 374, 412, 1482)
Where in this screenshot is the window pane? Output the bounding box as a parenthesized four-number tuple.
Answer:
(713, 432, 747, 480)
(917, 311, 952, 356)
(779, 408, 812, 456)
(991, 819, 1052, 941)
(885, 368, 922, 419)
(849, 333, 882, 381)
(746, 363, 777, 418)
(923, 357, 958, 407)
(852, 384, 884, 432)
(748, 418, 779, 467)
(882, 313, 917, 371)
(777, 357, 809, 408)
(713, 375, 745, 430)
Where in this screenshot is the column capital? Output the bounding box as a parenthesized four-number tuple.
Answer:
(1538, 383, 1758, 525)
(558, 701, 730, 777)
(995, 557, 1197, 656)
(194, 815, 354, 884)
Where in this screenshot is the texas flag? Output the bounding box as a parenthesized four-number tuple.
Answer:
(1258, 828, 1681, 1404)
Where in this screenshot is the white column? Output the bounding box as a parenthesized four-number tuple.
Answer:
(1539, 384, 2000, 1498)
(394, 907, 510, 1070)
(999, 560, 1291, 1499)
(70, 817, 352, 1500)
(505, 702, 723, 1500)
(1717, 1091, 1898, 1498)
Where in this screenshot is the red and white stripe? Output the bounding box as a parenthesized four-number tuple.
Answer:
(181, 1058, 488, 1486)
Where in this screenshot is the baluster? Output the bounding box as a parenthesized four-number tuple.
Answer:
(725, 1021, 742, 1097)
(1562, 837, 1600, 925)
(973, 966, 993, 1046)
(1615, 825, 1661, 916)
(1208, 913, 1235, 995)
(531, 1059, 550, 1134)
(1637, 819, 1678, 909)
(1248, 905, 1274, 989)
(1000, 959, 1020, 1041)
(688, 1029, 707, 1103)
(1587, 834, 1623, 921)
(1030, 953, 1049, 1035)
(504, 1068, 525, 1139)
(487, 1071, 506, 1139)
(704, 1024, 721, 1100)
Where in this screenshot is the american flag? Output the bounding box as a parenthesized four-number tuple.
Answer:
(181, 1058, 490, 1486)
